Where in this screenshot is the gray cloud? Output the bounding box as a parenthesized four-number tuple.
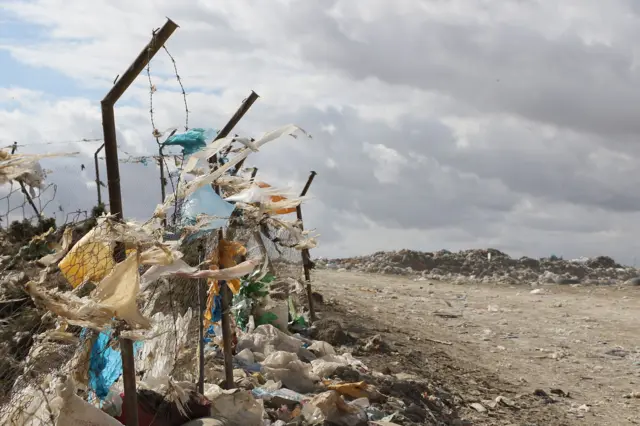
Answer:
(5, 0, 640, 264)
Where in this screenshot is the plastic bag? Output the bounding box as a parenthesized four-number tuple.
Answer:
(88, 331, 125, 399)
(136, 308, 192, 380)
(261, 351, 319, 393)
(204, 384, 264, 426)
(236, 325, 313, 360)
(301, 391, 368, 426)
(308, 341, 336, 357)
(162, 128, 216, 156)
(311, 353, 365, 378)
(53, 376, 123, 426)
(180, 185, 235, 241)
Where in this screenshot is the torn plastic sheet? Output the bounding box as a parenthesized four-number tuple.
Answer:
(88, 329, 142, 400)
(224, 182, 300, 206)
(180, 185, 235, 241)
(261, 351, 320, 393)
(161, 128, 217, 156)
(93, 253, 150, 329)
(202, 242, 244, 327)
(256, 181, 297, 215)
(175, 258, 261, 280)
(0, 381, 56, 426)
(294, 236, 318, 250)
(59, 216, 165, 288)
(0, 150, 79, 189)
(204, 384, 265, 426)
(27, 253, 152, 331)
(52, 375, 124, 426)
(159, 124, 310, 216)
(38, 227, 73, 266)
(181, 135, 236, 176)
(136, 308, 192, 380)
(158, 150, 246, 216)
(140, 258, 197, 290)
(25, 281, 115, 330)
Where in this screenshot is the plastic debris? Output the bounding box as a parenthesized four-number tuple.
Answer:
(311, 353, 365, 378)
(301, 390, 368, 426)
(26, 253, 152, 331)
(93, 253, 151, 329)
(261, 350, 320, 393)
(0, 150, 78, 192)
(136, 308, 192, 380)
(236, 324, 315, 360)
(37, 227, 73, 267)
(52, 375, 124, 426)
(162, 128, 216, 156)
(89, 330, 128, 400)
(204, 384, 265, 426)
(324, 381, 372, 399)
(180, 185, 235, 241)
(251, 386, 307, 405)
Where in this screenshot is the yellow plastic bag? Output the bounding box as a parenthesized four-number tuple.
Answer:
(59, 241, 114, 288)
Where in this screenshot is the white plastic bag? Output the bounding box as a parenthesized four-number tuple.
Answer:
(53, 376, 123, 426)
(261, 351, 319, 393)
(204, 384, 264, 426)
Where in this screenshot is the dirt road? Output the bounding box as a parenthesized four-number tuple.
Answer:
(313, 269, 640, 425)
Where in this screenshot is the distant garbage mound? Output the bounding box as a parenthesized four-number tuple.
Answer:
(317, 249, 639, 286)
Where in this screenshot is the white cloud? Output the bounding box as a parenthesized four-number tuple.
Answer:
(362, 142, 408, 184)
(2, 0, 640, 263)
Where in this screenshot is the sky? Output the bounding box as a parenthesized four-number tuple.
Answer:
(3, 0, 640, 264)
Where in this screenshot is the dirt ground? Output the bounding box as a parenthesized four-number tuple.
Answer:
(312, 269, 640, 425)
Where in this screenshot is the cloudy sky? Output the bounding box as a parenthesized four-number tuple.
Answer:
(2, 0, 640, 263)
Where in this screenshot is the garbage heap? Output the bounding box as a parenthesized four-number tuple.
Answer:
(317, 248, 640, 286)
(0, 125, 453, 426)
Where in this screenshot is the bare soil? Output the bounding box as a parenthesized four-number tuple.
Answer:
(312, 269, 640, 425)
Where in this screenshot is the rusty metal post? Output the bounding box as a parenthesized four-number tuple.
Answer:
(197, 243, 205, 395)
(94, 143, 105, 206)
(100, 18, 179, 426)
(215, 91, 259, 141)
(296, 171, 317, 322)
(10, 142, 42, 221)
(213, 91, 259, 176)
(158, 145, 167, 203)
(204, 92, 258, 389)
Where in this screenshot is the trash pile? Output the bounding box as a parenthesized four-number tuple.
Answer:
(317, 249, 640, 286)
(0, 125, 451, 426)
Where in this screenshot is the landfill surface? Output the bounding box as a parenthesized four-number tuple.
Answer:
(311, 266, 640, 425)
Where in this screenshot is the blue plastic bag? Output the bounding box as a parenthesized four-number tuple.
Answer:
(87, 330, 141, 400)
(162, 128, 217, 156)
(180, 185, 235, 241)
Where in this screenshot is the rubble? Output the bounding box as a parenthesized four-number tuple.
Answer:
(317, 249, 638, 286)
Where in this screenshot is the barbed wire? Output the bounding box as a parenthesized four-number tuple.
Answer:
(0, 139, 103, 150)
(162, 45, 190, 132)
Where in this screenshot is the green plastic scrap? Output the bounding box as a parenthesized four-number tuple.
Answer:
(256, 312, 278, 326)
(288, 296, 307, 327)
(233, 273, 278, 331)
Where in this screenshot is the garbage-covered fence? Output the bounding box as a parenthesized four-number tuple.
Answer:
(0, 18, 412, 426)
(0, 118, 323, 425)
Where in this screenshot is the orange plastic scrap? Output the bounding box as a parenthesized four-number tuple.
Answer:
(323, 381, 371, 399)
(203, 239, 247, 327)
(256, 181, 296, 215)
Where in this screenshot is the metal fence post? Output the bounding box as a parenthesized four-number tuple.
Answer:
(297, 171, 317, 322)
(100, 18, 179, 426)
(94, 143, 105, 206)
(206, 91, 259, 389)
